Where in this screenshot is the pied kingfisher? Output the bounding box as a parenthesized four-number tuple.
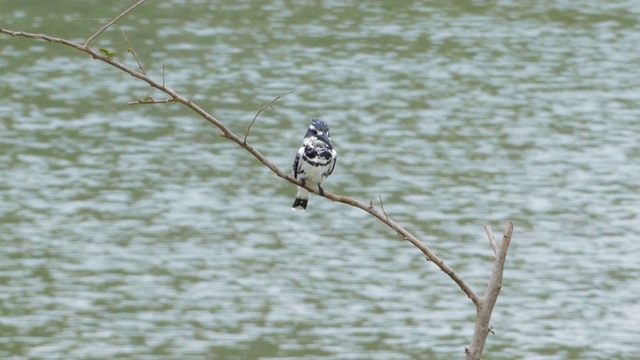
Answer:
(292, 119, 337, 211)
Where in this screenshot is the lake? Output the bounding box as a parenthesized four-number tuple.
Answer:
(1, 1, 638, 359)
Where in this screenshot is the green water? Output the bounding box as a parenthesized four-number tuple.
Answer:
(1, 1, 639, 359)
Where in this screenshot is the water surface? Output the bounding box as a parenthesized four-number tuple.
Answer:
(1, 1, 639, 359)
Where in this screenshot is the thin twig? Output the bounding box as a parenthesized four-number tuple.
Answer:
(84, 0, 147, 47)
(128, 97, 175, 105)
(245, 90, 293, 144)
(378, 195, 389, 221)
(485, 225, 499, 256)
(119, 26, 145, 74)
(380, 195, 405, 240)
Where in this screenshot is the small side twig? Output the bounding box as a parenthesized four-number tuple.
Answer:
(244, 90, 293, 144)
(128, 97, 175, 105)
(379, 195, 406, 240)
(378, 195, 389, 221)
(119, 26, 145, 74)
(84, 0, 147, 47)
(485, 225, 499, 256)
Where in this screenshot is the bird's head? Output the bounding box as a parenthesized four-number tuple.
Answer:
(304, 119, 332, 146)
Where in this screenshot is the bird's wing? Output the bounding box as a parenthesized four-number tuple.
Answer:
(328, 151, 337, 176)
(292, 147, 303, 178)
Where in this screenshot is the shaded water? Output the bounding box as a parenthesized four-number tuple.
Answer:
(1, 1, 639, 359)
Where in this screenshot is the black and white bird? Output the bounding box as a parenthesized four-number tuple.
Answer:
(292, 119, 337, 211)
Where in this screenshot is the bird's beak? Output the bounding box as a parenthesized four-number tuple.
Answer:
(316, 134, 332, 145)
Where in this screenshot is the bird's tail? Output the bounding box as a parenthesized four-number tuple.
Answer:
(292, 187, 309, 211)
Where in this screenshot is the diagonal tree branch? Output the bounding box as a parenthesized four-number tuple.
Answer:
(0, 25, 481, 307)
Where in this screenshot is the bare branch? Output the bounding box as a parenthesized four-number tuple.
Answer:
(485, 225, 498, 256)
(244, 90, 293, 144)
(466, 221, 514, 360)
(0, 24, 480, 307)
(84, 0, 147, 47)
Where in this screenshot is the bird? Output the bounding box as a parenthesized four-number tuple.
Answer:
(292, 119, 337, 211)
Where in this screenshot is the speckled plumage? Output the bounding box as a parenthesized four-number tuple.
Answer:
(292, 119, 337, 210)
